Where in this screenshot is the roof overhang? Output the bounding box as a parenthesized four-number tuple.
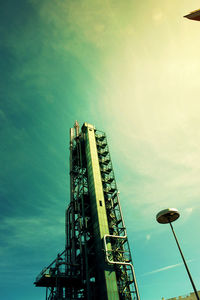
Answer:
(184, 9, 200, 21)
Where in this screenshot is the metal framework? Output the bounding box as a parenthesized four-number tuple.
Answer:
(34, 121, 140, 300)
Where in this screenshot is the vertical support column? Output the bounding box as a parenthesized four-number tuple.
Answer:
(69, 127, 76, 265)
(82, 123, 119, 300)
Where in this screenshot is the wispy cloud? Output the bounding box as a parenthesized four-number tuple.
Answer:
(146, 234, 151, 241)
(142, 263, 182, 276)
(142, 259, 195, 277)
(152, 11, 164, 22)
(0, 214, 65, 280)
(184, 207, 193, 214)
(0, 215, 64, 249)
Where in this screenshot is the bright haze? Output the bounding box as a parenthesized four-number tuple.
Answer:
(0, 1, 200, 299)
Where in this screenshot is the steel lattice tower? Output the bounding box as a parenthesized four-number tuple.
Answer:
(34, 121, 140, 300)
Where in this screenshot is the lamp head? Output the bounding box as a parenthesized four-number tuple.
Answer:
(156, 208, 180, 224)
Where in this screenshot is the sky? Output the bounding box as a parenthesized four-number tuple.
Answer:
(0, 0, 200, 299)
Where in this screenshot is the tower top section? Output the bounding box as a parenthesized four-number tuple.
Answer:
(82, 122, 95, 131)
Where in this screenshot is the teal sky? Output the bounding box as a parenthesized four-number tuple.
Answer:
(1, 1, 200, 299)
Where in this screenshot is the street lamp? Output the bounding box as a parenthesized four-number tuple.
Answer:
(156, 208, 200, 300)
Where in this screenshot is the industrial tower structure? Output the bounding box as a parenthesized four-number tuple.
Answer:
(34, 122, 140, 300)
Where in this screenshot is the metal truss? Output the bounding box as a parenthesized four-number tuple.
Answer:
(66, 123, 96, 299)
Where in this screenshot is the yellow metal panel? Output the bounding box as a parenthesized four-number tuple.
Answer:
(84, 124, 119, 300)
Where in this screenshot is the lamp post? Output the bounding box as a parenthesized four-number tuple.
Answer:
(156, 208, 199, 300)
